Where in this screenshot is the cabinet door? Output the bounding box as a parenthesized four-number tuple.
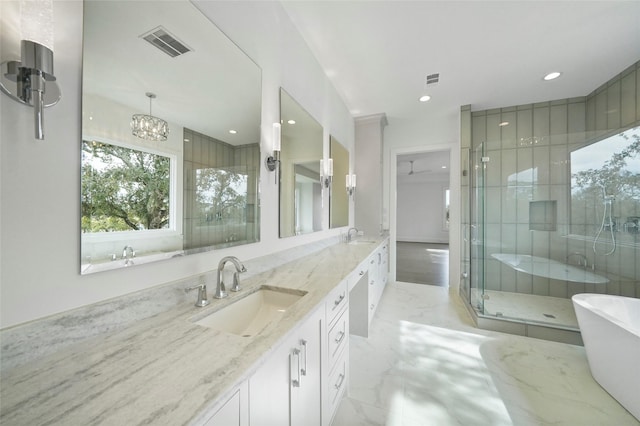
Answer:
(203, 390, 241, 426)
(291, 308, 322, 426)
(249, 342, 291, 426)
(249, 307, 323, 426)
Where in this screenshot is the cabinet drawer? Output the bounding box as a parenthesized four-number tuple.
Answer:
(327, 354, 347, 410)
(328, 310, 348, 366)
(326, 279, 348, 327)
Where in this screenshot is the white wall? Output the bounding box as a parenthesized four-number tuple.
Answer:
(396, 176, 450, 244)
(0, 0, 354, 328)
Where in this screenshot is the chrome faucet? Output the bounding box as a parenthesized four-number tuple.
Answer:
(347, 227, 359, 242)
(566, 252, 588, 268)
(122, 245, 135, 266)
(215, 256, 247, 299)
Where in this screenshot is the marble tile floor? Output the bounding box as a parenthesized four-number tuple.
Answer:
(332, 281, 639, 426)
(396, 242, 449, 286)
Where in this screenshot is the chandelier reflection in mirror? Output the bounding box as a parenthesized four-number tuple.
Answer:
(131, 92, 169, 141)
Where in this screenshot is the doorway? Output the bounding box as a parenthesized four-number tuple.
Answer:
(394, 149, 450, 286)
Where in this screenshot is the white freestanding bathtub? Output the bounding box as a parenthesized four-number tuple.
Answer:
(572, 293, 640, 420)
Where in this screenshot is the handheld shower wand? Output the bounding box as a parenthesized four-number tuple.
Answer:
(593, 186, 616, 256)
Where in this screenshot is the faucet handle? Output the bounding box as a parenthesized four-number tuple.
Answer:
(230, 271, 242, 292)
(185, 283, 210, 307)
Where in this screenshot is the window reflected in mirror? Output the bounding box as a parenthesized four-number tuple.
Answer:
(184, 129, 259, 249)
(82, 140, 172, 233)
(570, 125, 639, 247)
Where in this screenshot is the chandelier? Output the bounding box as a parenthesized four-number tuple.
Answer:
(131, 92, 169, 141)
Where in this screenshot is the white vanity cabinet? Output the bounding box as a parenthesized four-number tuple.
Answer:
(350, 239, 389, 338)
(368, 242, 389, 326)
(200, 384, 248, 426)
(248, 306, 323, 426)
(323, 280, 349, 426)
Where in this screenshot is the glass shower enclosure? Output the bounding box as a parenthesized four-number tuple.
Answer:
(460, 64, 640, 331)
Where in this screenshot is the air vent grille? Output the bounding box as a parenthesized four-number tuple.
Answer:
(141, 26, 191, 58)
(426, 73, 440, 85)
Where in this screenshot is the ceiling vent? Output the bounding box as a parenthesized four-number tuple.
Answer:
(141, 26, 192, 58)
(426, 73, 440, 85)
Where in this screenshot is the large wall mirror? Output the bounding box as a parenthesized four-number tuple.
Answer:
(81, 0, 262, 274)
(279, 89, 324, 238)
(330, 136, 349, 228)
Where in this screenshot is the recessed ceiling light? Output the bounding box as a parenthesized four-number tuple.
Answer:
(419, 95, 431, 102)
(287, 120, 296, 125)
(183, 138, 190, 142)
(499, 121, 509, 127)
(543, 71, 562, 81)
(229, 129, 237, 134)
(441, 166, 447, 169)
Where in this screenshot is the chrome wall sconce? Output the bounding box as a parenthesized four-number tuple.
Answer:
(265, 123, 281, 182)
(320, 158, 333, 188)
(346, 174, 357, 197)
(0, 0, 61, 140)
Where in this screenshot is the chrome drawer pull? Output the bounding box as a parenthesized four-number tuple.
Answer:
(334, 373, 345, 390)
(300, 339, 308, 376)
(292, 348, 301, 387)
(333, 293, 345, 307)
(334, 331, 345, 344)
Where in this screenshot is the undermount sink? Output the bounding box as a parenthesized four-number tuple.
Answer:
(349, 239, 376, 245)
(193, 286, 307, 337)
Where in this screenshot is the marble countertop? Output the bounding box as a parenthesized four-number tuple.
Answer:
(0, 239, 384, 425)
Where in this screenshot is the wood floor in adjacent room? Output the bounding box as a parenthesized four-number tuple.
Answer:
(395, 242, 449, 286)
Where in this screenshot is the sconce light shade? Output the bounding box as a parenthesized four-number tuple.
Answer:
(20, 0, 55, 51)
(321, 159, 333, 188)
(0, 0, 61, 140)
(272, 122, 281, 152)
(346, 173, 357, 196)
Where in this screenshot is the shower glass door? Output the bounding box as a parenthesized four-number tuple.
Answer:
(469, 143, 486, 313)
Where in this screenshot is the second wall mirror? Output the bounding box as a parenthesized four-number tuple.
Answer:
(279, 89, 324, 238)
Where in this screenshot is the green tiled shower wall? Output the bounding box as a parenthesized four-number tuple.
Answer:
(469, 61, 640, 299)
(183, 128, 260, 250)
